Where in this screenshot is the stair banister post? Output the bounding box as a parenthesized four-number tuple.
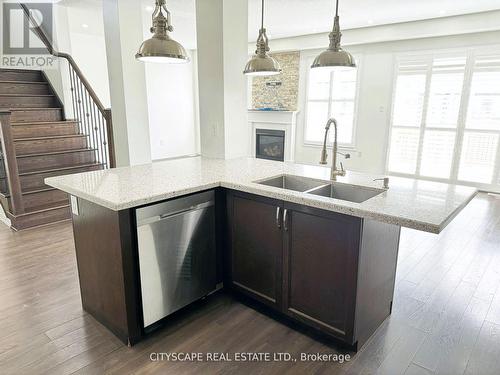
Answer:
(0, 111, 25, 215)
(104, 109, 116, 168)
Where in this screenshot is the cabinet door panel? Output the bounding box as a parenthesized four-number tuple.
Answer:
(285, 207, 360, 339)
(229, 193, 283, 307)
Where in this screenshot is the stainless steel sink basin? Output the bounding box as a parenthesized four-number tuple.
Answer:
(307, 183, 384, 203)
(257, 175, 326, 192)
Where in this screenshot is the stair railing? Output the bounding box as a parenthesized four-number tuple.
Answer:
(20, 3, 116, 169)
(0, 111, 24, 215)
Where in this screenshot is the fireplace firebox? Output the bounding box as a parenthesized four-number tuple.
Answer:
(255, 129, 285, 162)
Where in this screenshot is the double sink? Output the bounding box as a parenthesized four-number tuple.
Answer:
(257, 175, 384, 203)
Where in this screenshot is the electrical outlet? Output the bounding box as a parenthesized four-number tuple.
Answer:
(70, 195, 79, 216)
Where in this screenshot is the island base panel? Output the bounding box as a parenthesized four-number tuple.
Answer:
(71, 197, 142, 345)
(355, 219, 401, 348)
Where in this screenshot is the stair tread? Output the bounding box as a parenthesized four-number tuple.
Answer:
(9, 108, 62, 111)
(0, 69, 92, 228)
(3, 186, 59, 198)
(24, 201, 70, 214)
(22, 186, 57, 195)
(0, 68, 42, 73)
(0, 94, 54, 97)
(0, 80, 48, 85)
(15, 134, 87, 141)
(16, 148, 97, 158)
(11, 120, 78, 126)
(19, 163, 102, 176)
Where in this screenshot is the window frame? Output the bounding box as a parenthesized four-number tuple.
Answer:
(303, 54, 362, 149)
(385, 48, 500, 193)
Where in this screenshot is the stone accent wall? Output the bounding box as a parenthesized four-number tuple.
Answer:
(251, 51, 300, 111)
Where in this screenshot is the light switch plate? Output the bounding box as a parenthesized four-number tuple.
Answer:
(70, 195, 79, 215)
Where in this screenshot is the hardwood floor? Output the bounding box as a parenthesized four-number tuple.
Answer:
(0, 193, 499, 374)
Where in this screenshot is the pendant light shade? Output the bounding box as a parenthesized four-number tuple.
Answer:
(244, 0, 281, 76)
(136, 0, 189, 64)
(311, 0, 355, 69)
(244, 54, 281, 76)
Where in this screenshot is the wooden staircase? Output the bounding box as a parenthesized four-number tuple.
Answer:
(0, 68, 104, 230)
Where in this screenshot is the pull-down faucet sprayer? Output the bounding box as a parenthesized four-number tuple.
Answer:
(320, 118, 349, 180)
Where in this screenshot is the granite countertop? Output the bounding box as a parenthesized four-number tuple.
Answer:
(45, 157, 477, 234)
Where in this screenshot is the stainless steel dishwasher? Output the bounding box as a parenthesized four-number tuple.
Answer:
(135, 191, 217, 328)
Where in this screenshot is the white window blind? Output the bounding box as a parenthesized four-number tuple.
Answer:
(387, 61, 427, 174)
(458, 55, 500, 185)
(305, 63, 358, 146)
(387, 52, 500, 192)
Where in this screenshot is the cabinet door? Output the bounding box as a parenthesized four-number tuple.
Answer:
(283, 204, 361, 341)
(227, 192, 283, 309)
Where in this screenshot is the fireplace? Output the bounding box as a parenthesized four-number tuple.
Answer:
(255, 129, 285, 162)
(248, 110, 299, 162)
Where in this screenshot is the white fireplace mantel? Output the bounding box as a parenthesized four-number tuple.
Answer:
(248, 110, 299, 162)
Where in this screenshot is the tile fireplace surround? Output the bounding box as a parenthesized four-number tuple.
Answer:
(248, 110, 299, 162)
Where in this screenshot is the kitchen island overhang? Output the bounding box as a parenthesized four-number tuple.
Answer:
(45, 157, 477, 349)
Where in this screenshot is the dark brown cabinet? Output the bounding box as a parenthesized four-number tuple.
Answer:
(283, 203, 360, 341)
(227, 193, 283, 309)
(71, 188, 401, 350)
(226, 190, 401, 350)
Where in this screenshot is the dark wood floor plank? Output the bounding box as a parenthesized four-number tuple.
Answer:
(473, 250, 500, 303)
(412, 281, 480, 371)
(404, 363, 434, 375)
(341, 320, 409, 375)
(42, 338, 120, 375)
(484, 267, 500, 326)
(433, 297, 491, 375)
(374, 325, 427, 375)
(464, 321, 500, 375)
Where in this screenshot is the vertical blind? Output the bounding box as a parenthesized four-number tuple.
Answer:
(387, 52, 500, 191)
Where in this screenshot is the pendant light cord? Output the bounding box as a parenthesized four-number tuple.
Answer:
(255, 0, 269, 55)
(335, 0, 339, 17)
(261, 0, 265, 30)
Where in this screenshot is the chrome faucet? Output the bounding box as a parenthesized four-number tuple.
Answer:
(320, 118, 349, 180)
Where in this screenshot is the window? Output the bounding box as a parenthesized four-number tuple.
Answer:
(387, 52, 500, 191)
(304, 62, 359, 147)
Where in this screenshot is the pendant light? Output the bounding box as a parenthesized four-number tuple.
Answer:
(136, 0, 189, 63)
(244, 0, 281, 76)
(311, 0, 355, 69)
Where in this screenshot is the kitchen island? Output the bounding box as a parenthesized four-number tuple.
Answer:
(45, 157, 477, 349)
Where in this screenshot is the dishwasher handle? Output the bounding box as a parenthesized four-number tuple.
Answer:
(137, 201, 214, 226)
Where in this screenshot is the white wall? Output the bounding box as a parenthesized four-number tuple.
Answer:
(268, 22, 500, 174)
(60, 3, 112, 116)
(145, 51, 199, 160)
(222, 0, 250, 159)
(195, 0, 249, 159)
(40, 4, 72, 118)
(69, 32, 111, 108)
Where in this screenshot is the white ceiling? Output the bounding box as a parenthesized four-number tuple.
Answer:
(247, 0, 500, 38)
(62, 0, 500, 48)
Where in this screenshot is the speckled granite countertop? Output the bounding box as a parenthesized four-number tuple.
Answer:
(45, 157, 477, 233)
